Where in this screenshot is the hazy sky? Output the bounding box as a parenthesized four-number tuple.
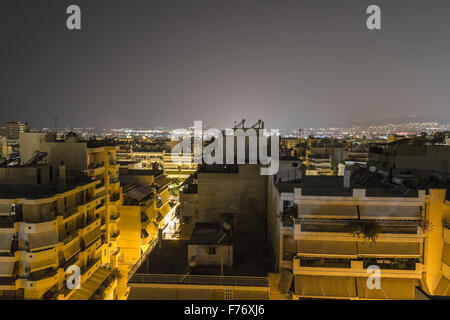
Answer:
(1, 0, 450, 129)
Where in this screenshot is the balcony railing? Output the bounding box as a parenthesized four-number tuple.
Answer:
(295, 219, 419, 235)
(110, 193, 121, 202)
(88, 162, 105, 170)
(129, 274, 269, 287)
(61, 206, 79, 220)
(0, 216, 14, 228)
(109, 177, 120, 184)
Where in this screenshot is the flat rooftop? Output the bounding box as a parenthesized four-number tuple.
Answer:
(132, 239, 275, 278)
(275, 167, 423, 198)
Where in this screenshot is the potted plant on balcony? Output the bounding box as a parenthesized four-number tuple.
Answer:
(282, 204, 298, 226)
(348, 221, 380, 244)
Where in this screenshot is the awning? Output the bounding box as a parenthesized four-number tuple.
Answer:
(434, 275, 450, 296)
(357, 241, 420, 258)
(359, 205, 421, 220)
(159, 189, 171, 206)
(0, 260, 15, 277)
(124, 186, 153, 202)
(69, 268, 111, 300)
(63, 238, 81, 261)
(155, 176, 171, 190)
(0, 232, 13, 253)
(278, 270, 294, 294)
(83, 227, 102, 247)
(145, 222, 158, 238)
(159, 202, 172, 220)
(28, 249, 58, 273)
(295, 275, 357, 298)
(28, 230, 58, 252)
(297, 240, 357, 258)
(299, 204, 358, 219)
(356, 277, 416, 299)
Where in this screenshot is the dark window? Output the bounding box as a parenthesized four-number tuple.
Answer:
(208, 247, 216, 255)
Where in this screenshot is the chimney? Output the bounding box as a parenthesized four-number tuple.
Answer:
(343, 166, 351, 188)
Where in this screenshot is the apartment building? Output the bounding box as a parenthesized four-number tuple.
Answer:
(0, 133, 126, 300)
(368, 138, 450, 173)
(3, 121, 29, 145)
(423, 188, 450, 296)
(116, 142, 197, 179)
(118, 168, 177, 284)
(267, 169, 442, 300)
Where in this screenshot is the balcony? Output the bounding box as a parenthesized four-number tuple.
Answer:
(109, 177, 120, 184)
(26, 248, 58, 273)
(0, 215, 15, 229)
(95, 201, 105, 214)
(95, 181, 106, 194)
(0, 256, 17, 278)
(111, 230, 120, 240)
(292, 258, 423, 279)
(87, 162, 105, 176)
(60, 206, 79, 220)
(79, 216, 101, 241)
(81, 259, 101, 283)
(129, 274, 269, 287)
(294, 218, 421, 241)
(26, 268, 58, 291)
(110, 213, 120, 225)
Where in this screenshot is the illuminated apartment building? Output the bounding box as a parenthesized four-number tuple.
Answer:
(0, 133, 125, 300)
(304, 140, 345, 176)
(422, 188, 450, 297)
(115, 138, 198, 179)
(2, 121, 29, 146)
(117, 168, 177, 283)
(268, 170, 435, 300)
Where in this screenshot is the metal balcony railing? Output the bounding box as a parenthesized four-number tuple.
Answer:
(129, 274, 269, 287)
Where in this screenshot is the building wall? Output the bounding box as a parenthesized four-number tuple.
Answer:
(118, 206, 142, 266)
(266, 176, 281, 271)
(19, 132, 88, 171)
(197, 164, 267, 239)
(188, 244, 233, 266)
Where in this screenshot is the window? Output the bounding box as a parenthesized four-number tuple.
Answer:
(208, 247, 216, 255)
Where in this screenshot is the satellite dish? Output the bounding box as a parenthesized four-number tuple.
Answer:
(369, 166, 376, 173)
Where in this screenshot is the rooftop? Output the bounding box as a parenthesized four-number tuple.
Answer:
(132, 239, 275, 278)
(274, 166, 427, 198)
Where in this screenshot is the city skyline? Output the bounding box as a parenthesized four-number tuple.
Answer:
(2, 0, 450, 129)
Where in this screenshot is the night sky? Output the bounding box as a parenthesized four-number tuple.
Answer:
(1, 0, 450, 129)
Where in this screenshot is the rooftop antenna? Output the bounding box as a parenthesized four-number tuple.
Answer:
(233, 119, 246, 129)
